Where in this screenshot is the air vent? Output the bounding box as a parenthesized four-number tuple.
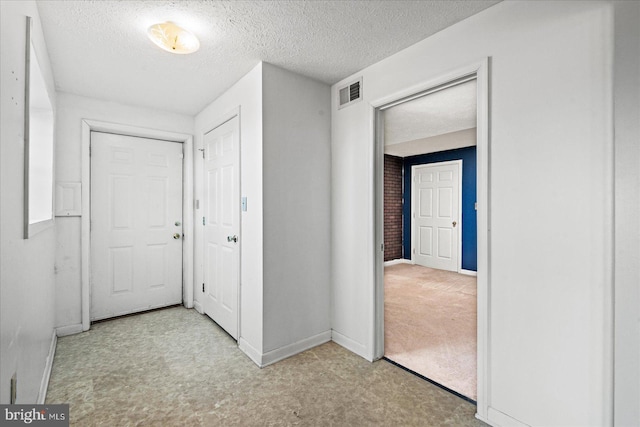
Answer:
(338, 77, 363, 109)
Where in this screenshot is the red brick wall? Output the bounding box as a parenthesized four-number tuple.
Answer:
(384, 155, 403, 261)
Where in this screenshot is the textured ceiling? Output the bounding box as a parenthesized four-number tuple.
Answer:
(384, 79, 477, 146)
(384, 128, 476, 157)
(36, 0, 499, 115)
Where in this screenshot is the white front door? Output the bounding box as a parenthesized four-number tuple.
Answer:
(90, 132, 183, 321)
(202, 116, 240, 339)
(412, 160, 461, 272)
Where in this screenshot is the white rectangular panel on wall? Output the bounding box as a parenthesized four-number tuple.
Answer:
(55, 182, 81, 216)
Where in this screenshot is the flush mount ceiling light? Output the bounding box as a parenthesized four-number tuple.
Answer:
(147, 21, 199, 54)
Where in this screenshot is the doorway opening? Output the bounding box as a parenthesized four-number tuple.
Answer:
(374, 65, 488, 407)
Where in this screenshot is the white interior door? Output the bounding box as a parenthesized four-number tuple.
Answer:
(202, 116, 240, 339)
(90, 132, 183, 321)
(412, 160, 461, 272)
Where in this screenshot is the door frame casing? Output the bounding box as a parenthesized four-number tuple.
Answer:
(410, 160, 463, 273)
(372, 58, 490, 419)
(81, 119, 194, 330)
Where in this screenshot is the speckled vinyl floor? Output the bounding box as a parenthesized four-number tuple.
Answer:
(46, 306, 487, 426)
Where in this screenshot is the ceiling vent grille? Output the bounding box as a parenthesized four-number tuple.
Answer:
(338, 78, 362, 109)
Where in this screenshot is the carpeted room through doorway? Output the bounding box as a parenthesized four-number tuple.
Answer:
(384, 263, 477, 400)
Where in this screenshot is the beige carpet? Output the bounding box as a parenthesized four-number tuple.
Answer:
(384, 263, 477, 400)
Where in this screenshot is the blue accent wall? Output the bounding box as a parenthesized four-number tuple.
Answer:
(403, 146, 477, 271)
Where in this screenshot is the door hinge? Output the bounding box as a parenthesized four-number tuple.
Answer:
(381, 243, 385, 252)
(202, 216, 205, 226)
(198, 148, 205, 159)
(202, 283, 205, 293)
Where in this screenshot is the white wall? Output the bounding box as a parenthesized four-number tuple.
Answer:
(1, 0, 57, 403)
(613, 1, 640, 426)
(194, 64, 264, 357)
(194, 62, 332, 364)
(262, 63, 331, 354)
(332, 1, 616, 426)
(331, 99, 372, 358)
(54, 93, 194, 329)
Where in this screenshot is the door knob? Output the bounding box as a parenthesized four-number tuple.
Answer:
(452, 221, 457, 227)
(173, 233, 181, 239)
(227, 235, 238, 243)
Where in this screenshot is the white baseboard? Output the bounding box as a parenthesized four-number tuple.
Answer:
(193, 301, 204, 314)
(239, 331, 332, 368)
(475, 413, 492, 426)
(56, 324, 83, 337)
(486, 407, 529, 427)
(261, 330, 331, 367)
(238, 338, 262, 367)
(37, 330, 57, 404)
(460, 269, 478, 277)
(383, 259, 412, 267)
(331, 329, 370, 361)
